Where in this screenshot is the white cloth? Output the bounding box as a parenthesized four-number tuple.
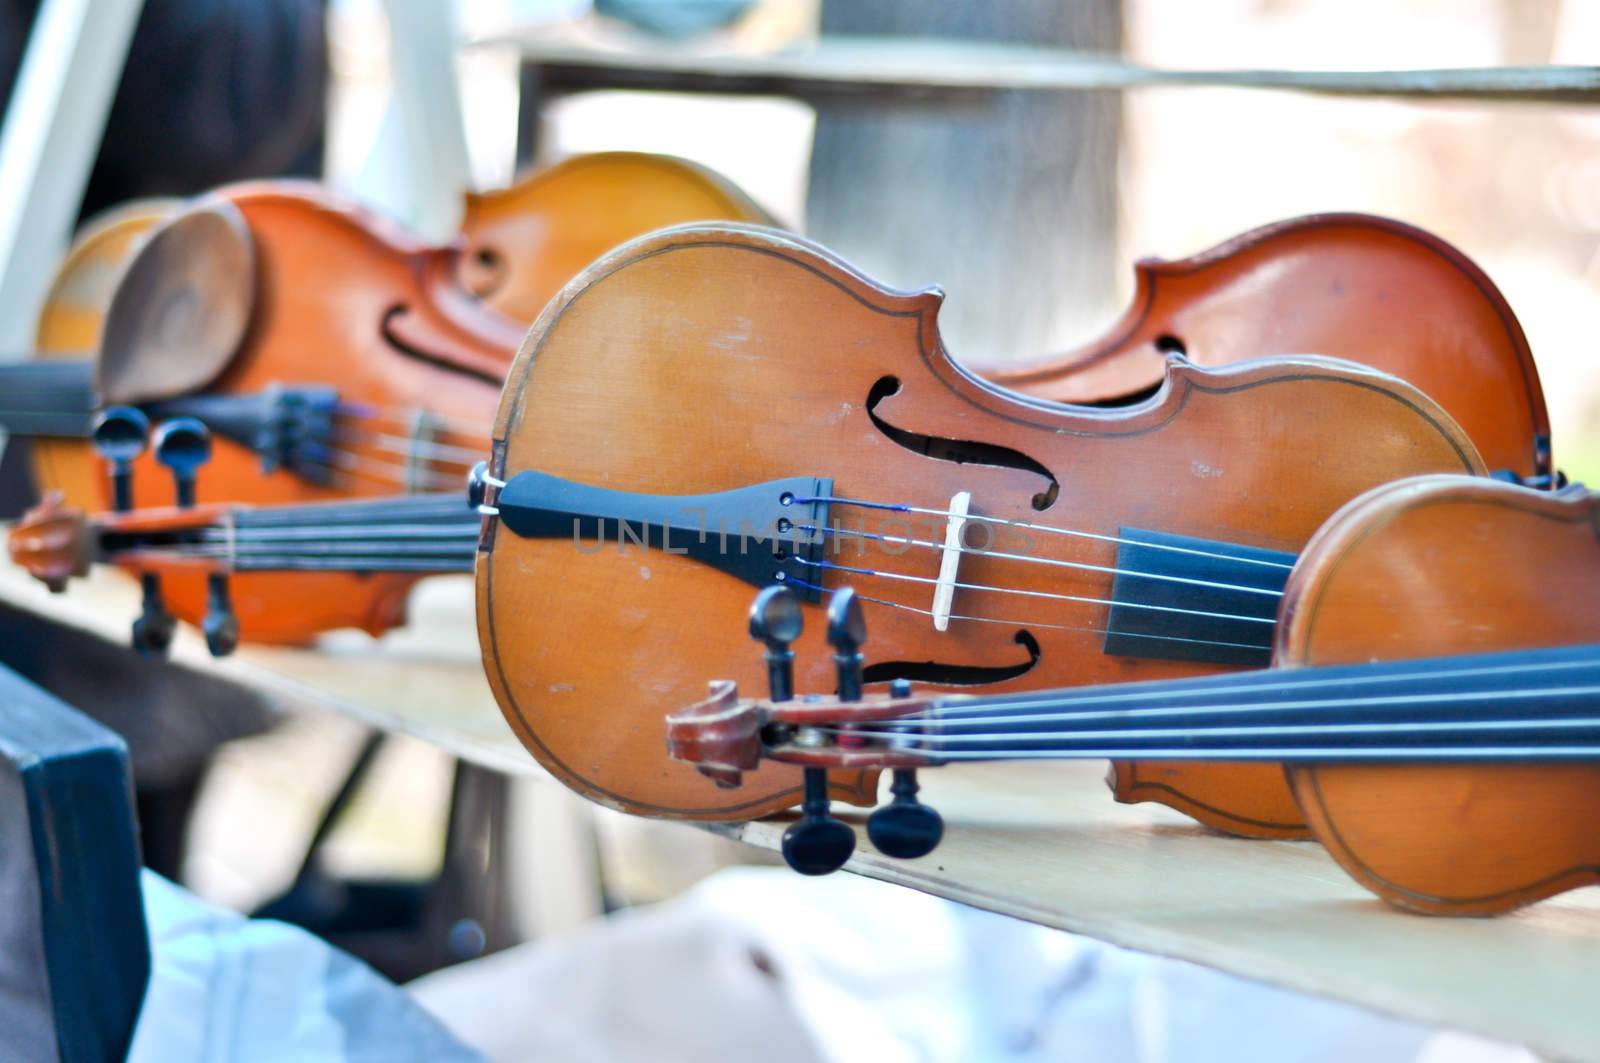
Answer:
(413, 867, 1534, 1063)
(129, 872, 479, 1063)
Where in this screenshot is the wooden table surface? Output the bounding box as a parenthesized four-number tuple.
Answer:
(0, 561, 533, 775)
(2, 558, 1596, 1057)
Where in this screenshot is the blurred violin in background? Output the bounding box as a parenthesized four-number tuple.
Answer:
(993, 214, 1549, 483)
(668, 474, 1600, 917)
(456, 151, 773, 320)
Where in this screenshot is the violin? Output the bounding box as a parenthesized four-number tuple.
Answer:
(667, 474, 1600, 917)
(991, 214, 1550, 483)
(472, 222, 1485, 825)
(17, 185, 515, 645)
(456, 152, 773, 321)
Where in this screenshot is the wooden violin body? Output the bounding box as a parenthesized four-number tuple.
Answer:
(95, 183, 518, 644)
(993, 214, 1548, 480)
(458, 152, 772, 321)
(30, 199, 181, 507)
(1281, 476, 1600, 915)
(476, 223, 1484, 821)
(988, 213, 1550, 837)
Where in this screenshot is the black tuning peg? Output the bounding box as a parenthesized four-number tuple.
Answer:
(867, 770, 944, 860)
(779, 586, 873, 875)
(749, 585, 803, 701)
(92, 408, 174, 655)
(826, 586, 867, 701)
(865, 678, 944, 860)
(152, 418, 237, 656)
(130, 574, 176, 658)
(781, 767, 857, 875)
(91, 406, 150, 512)
(202, 573, 240, 657)
(153, 417, 212, 508)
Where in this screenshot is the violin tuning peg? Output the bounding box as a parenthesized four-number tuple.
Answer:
(780, 767, 855, 875)
(131, 574, 175, 658)
(826, 587, 867, 702)
(749, 585, 803, 701)
(202, 574, 239, 657)
(153, 417, 212, 508)
(91, 406, 150, 512)
(866, 769, 944, 860)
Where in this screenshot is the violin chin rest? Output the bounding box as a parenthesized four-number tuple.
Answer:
(98, 199, 256, 405)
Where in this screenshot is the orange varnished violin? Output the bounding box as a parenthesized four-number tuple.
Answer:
(456, 151, 773, 321)
(667, 474, 1600, 916)
(26, 185, 516, 645)
(993, 214, 1549, 482)
(473, 222, 1485, 823)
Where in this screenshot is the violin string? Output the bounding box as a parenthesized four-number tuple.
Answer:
(328, 428, 488, 466)
(817, 682, 1600, 736)
(765, 586, 1600, 716)
(845, 744, 1600, 762)
(799, 523, 1283, 598)
(790, 494, 1295, 571)
(321, 450, 465, 491)
(926, 655, 1600, 719)
(333, 402, 493, 443)
(783, 575, 1269, 653)
(813, 709, 1600, 748)
(791, 557, 1276, 626)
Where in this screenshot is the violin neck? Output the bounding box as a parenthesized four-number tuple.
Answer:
(901, 643, 1600, 763)
(105, 494, 481, 575)
(0, 360, 97, 437)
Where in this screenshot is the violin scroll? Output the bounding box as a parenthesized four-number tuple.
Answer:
(8, 492, 91, 592)
(665, 679, 763, 788)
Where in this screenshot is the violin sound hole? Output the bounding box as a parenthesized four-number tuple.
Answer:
(866, 376, 1060, 511)
(861, 630, 1040, 687)
(379, 304, 502, 385)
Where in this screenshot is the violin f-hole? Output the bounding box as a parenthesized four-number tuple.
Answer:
(861, 629, 1041, 687)
(866, 376, 1060, 511)
(379, 303, 504, 385)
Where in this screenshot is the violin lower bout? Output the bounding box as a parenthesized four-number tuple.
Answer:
(1291, 762, 1600, 916)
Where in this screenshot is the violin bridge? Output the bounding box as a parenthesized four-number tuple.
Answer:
(931, 491, 971, 632)
(405, 409, 441, 494)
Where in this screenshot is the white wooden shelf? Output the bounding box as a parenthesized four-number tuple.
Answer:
(5, 555, 1598, 1057)
(716, 762, 1600, 1059)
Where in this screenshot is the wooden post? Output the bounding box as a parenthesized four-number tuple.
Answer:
(805, 3, 1123, 365)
